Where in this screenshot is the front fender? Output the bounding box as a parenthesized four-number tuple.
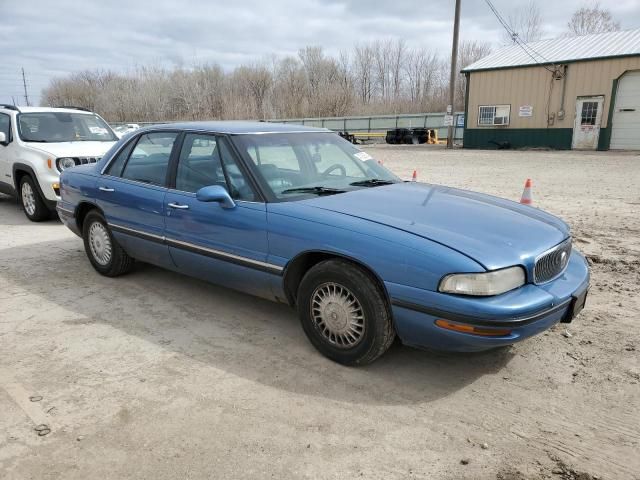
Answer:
(266, 203, 484, 292)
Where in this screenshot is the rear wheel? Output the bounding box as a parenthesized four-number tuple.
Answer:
(297, 259, 395, 365)
(82, 210, 134, 277)
(19, 176, 50, 222)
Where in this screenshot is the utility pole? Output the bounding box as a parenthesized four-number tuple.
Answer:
(21, 67, 30, 106)
(446, 0, 461, 148)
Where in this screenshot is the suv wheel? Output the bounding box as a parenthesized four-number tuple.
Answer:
(19, 176, 50, 222)
(297, 259, 395, 366)
(82, 210, 135, 277)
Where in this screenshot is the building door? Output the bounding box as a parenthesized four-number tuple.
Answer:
(610, 71, 640, 150)
(572, 96, 604, 150)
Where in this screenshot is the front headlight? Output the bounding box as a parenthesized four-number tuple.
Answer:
(57, 157, 77, 171)
(439, 266, 526, 296)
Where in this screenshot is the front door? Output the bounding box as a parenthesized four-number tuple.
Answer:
(96, 131, 179, 268)
(163, 133, 274, 300)
(572, 96, 604, 150)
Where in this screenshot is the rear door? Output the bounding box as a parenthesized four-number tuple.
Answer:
(164, 133, 275, 300)
(96, 131, 179, 268)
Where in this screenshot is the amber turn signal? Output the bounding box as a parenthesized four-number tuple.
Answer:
(435, 319, 512, 337)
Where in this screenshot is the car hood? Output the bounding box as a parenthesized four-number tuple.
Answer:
(302, 182, 569, 270)
(26, 141, 116, 158)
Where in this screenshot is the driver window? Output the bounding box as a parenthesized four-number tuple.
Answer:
(176, 134, 255, 201)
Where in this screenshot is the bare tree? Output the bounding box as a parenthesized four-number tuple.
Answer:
(503, 1, 544, 44)
(390, 39, 407, 101)
(235, 64, 273, 120)
(567, 2, 621, 36)
(353, 43, 375, 105)
(272, 56, 307, 118)
(404, 48, 440, 110)
(43, 40, 490, 122)
(373, 39, 393, 102)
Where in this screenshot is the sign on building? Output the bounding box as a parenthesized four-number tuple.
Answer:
(519, 105, 533, 117)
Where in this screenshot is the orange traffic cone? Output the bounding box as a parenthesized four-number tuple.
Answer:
(411, 170, 417, 182)
(520, 179, 533, 205)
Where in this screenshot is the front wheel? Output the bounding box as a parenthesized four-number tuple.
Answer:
(297, 259, 395, 365)
(82, 210, 134, 277)
(19, 176, 50, 222)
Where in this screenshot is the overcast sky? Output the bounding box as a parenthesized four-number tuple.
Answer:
(1, 0, 639, 105)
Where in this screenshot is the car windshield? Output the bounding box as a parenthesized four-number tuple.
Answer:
(18, 112, 117, 142)
(233, 132, 400, 200)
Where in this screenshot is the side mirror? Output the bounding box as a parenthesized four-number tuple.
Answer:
(0, 132, 7, 145)
(196, 185, 236, 209)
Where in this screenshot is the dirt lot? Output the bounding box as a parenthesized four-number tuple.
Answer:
(1, 147, 639, 480)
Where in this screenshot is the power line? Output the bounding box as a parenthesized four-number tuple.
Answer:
(483, 0, 560, 75)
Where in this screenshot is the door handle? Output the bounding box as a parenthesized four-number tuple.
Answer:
(99, 186, 115, 192)
(168, 202, 189, 209)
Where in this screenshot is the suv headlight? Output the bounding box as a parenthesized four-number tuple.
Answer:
(439, 266, 526, 296)
(57, 157, 77, 171)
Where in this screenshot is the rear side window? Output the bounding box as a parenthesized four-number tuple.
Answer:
(120, 132, 178, 186)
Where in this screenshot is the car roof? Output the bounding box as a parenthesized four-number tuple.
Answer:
(0, 106, 96, 114)
(140, 121, 331, 135)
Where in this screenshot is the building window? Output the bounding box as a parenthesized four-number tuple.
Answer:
(478, 105, 511, 126)
(580, 101, 598, 125)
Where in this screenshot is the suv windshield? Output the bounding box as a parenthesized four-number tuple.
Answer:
(233, 132, 399, 200)
(18, 112, 117, 142)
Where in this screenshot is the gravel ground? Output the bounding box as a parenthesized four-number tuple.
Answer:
(1, 146, 639, 480)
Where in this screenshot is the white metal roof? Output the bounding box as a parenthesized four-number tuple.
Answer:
(462, 28, 640, 72)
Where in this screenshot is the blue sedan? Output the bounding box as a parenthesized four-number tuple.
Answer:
(57, 122, 589, 365)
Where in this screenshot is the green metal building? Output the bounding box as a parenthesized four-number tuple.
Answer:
(462, 29, 640, 150)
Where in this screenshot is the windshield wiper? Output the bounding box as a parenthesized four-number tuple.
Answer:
(349, 179, 395, 187)
(280, 186, 346, 195)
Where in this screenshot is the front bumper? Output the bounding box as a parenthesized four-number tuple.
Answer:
(36, 170, 61, 203)
(387, 251, 590, 352)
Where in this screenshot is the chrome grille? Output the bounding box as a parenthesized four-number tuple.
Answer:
(534, 238, 572, 284)
(77, 156, 100, 165)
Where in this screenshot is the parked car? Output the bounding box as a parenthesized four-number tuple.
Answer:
(57, 122, 589, 365)
(0, 105, 118, 221)
(112, 123, 141, 138)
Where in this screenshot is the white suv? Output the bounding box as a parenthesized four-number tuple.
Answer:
(0, 105, 118, 221)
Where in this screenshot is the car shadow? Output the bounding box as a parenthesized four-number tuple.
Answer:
(0, 193, 60, 225)
(0, 236, 515, 406)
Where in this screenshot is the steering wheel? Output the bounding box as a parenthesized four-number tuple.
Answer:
(321, 163, 347, 177)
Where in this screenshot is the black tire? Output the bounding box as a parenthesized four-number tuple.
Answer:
(297, 259, 395, 366)
(82, 210, 134, 277)
(19, 175, 50, 222)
